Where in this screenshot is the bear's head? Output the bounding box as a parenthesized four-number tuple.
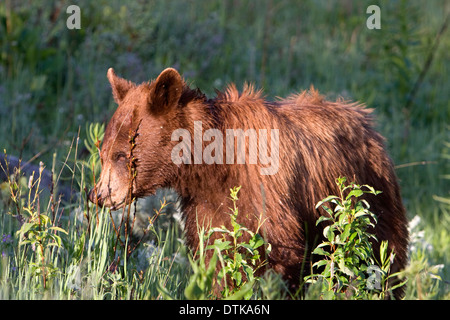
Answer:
(88, 68, 186, 209)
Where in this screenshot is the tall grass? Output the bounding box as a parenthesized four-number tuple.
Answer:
(0, 142, 189, 300)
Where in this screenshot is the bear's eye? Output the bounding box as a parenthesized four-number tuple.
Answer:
(114, 152, 127, 162)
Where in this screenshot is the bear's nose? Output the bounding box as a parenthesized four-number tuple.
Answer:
(88, 188, 103, 206)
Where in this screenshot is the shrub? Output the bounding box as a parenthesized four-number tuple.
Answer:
(184, 186, 271, 300)
(304, 177, 404, 299)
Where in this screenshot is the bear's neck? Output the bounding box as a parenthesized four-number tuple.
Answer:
(172, 104, 235, 203)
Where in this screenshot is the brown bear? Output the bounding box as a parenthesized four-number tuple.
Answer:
(89, 67, 408, 298)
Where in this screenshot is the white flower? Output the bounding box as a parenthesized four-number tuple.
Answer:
(408, 215, 421, 231)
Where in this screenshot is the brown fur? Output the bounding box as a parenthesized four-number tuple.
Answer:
(89, 68, 409, 298)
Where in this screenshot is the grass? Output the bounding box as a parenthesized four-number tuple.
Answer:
(0, 148, 189, 299)
(0, 0, 449, 299)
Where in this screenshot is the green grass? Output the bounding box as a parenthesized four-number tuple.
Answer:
(0, 0, 449, 299)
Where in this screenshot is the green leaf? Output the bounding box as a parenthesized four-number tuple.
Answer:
(51, 234, 62, 247)
(207, 240, 231, 252)
(223, 281, 254, 300)
(315, 196, 339, 209)
(323, 226, 334, 242)
(346, 189, 364, 200)
(157, 281, 175, 300)
(233, 270, 242, 286)
(17, 222, 34, 236)
(338, 260, 355, 277)
(49, 226, 68, 234)
(206, 252, 218, 279)
(354, 210, 368, 218)
(47, 242, 59, 247)
(184, 277, 205, 300)
(362, 185, 382, 195)
(209, 227, 229, 234)
(349, 231, 358, 243)
(341, 224, 351, 241)
(313, 247, 329, 256)
(380, 240, 388, 264)
(235, 252, 243, 265)
(243, 265, 255, 282)
(249, 234, 265, 249)
(312, 259, 329, 269)
(317, 242, 331, 249)
(316, 215, 332, 226)
(39, 214, 51, 226)
(184, 252, 218, 300)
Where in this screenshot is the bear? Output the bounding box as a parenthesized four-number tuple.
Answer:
(89, 67, 409, 298)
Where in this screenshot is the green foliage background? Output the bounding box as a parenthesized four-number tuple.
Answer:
(0, 0, 448, 299)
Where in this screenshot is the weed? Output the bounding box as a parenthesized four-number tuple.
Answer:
(305, 177, 403, 299)
(1, 152, 67, 289)
(184, 186, 270, 299)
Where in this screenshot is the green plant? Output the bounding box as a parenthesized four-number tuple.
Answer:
(209, 186, 270, 298)
(182, 227, 219, 300)
(83, 122, 105, 186)
(256, 269, 289, 300)
(402, 214, 447, 299)
(184, 186, 270, 299)
(1, 154, 67, 289)
(304, 177, 400, 299)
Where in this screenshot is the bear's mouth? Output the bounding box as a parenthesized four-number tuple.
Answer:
(110, 191, 145, 210)
(110, 197, 128, 211)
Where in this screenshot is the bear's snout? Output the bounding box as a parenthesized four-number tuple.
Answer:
(88, 188, 104, 207)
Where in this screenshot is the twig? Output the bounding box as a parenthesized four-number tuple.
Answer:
(83, 187, 91, 234)
(404, 13, 449, 111)
(394, 160, 437, 169)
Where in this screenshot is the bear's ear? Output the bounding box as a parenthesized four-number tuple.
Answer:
(149, 68, 183, 115)
(107, 68, 134, 104)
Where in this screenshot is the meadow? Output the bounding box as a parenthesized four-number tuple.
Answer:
(0, 0, 448, 300)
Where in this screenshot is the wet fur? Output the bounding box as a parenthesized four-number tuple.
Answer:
(91, 68, 409, 298)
